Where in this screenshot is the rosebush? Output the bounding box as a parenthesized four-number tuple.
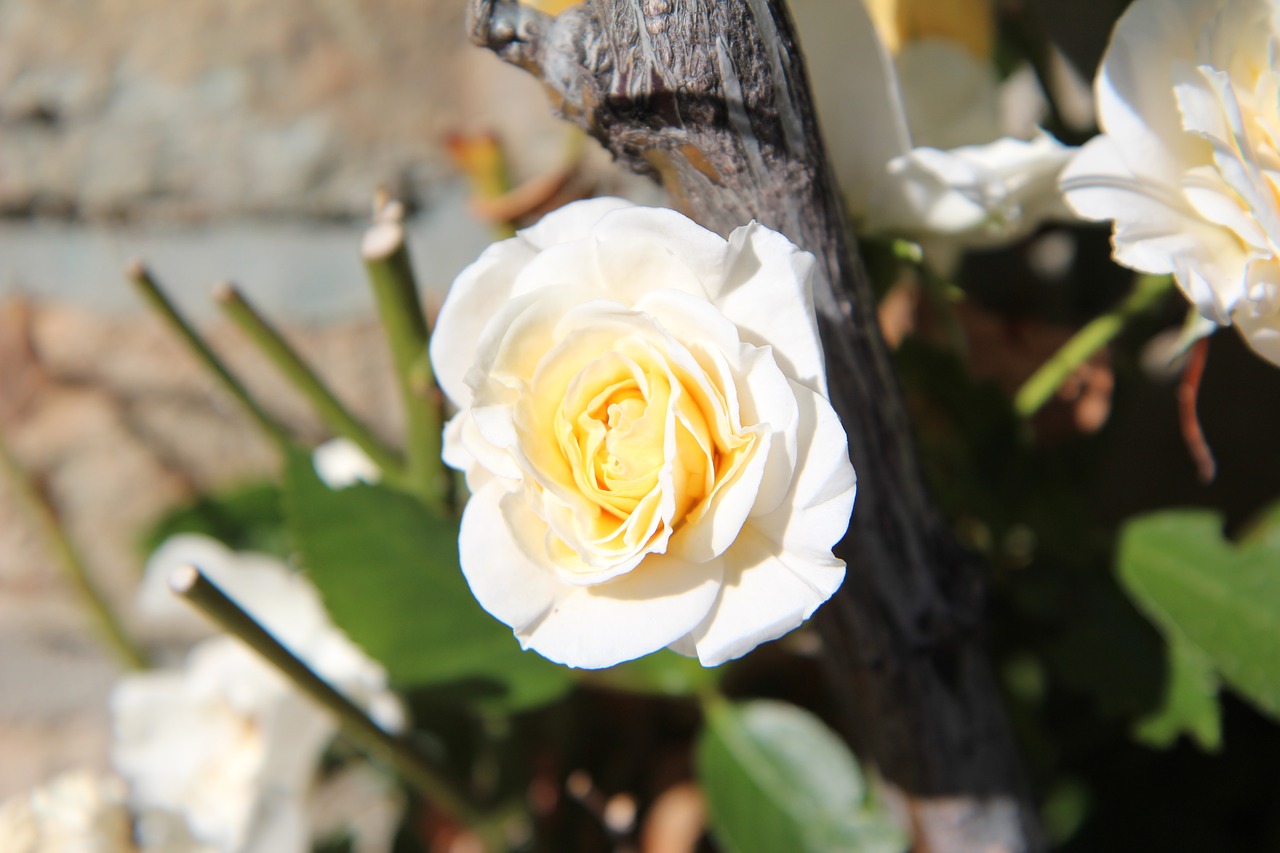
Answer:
(429, 198, 857, 669)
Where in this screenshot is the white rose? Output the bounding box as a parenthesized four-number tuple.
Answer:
(788, 0, 1076, 261)
(114, 535, 405, 853)
(1060, 0, 1280, 365)
(429, 198, 856, 669)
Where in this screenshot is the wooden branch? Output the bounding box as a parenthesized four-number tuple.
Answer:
(467, 1, 1043, 849)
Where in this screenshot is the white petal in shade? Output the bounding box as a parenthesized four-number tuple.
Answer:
(1093, 0, 1215, 185)
(681, 379, 853, 667)
(1233, 264, 1280, 367)
(895, 39, 1002, 150)
(715, 222, 826, 394)
(429, 237, 536, 409)
(682, 525, 844, 667)
(874, 134, 1074, 240)
(458, 481, 563, 634)
(516, 549, 725, 669)
(787, 0, 911, 214)
(726, 343, 799, 518)
(750, 380, 857, 564)
(1060, 133, 1249, 323)
(516, 196, 637, 250)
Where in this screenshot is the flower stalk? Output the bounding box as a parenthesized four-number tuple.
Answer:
(1015, 274, 1176, 417)
(361, 222, 448, 513)
(0, 432, 147, 670)
(212, 282, 404, 474)
(168, 565, 508, 851)
(127, 261, 292, 447)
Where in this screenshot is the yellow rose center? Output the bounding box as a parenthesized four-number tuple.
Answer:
(519, 326, 757, 576)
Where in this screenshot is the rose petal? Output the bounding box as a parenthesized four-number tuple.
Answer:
(517, 196, 637, 249)
(751, 379, 857, 563)
(430, 238, 537, 408)
(1061, 133, 1249, 322)
(715, 222, 827, 394)
(458, 482, 562, 633)
(789, 0, 912, 214)
(517, 550, 725, 669)
(1094, 0, 1214, 185)
(681, 526, 844, 667)
(590, 205, 729, 297)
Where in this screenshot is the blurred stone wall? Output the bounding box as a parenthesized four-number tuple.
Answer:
(0, 0, 561, 220)
(0, 0, 624, 801)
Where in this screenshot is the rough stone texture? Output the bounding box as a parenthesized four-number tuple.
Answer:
(0, 298, 399, 801)
(0, 0, 586, 221)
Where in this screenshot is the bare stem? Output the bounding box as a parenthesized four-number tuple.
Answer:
(1015, 274, 1176, 417)
(360, 223, 447, 512)
(212, 282, 404, 474)
(127, 261, 292, 447)
(167, 565, 508, 849)
(0, 432, 147, 670)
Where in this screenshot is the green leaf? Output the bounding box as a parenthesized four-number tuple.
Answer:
(1133, 631, 1221, 751)
(143, 481, 288, 557)
(1118, 506, 1280, 743)
(697, 699, 906, 853)
(282, 448, 573, 713)
(591, 650, 720, 698)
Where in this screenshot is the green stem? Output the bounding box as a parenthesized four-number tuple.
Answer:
(127, 262, 292, 447)
(360, 224, 447, 512)
(213, 283, 404, 474)
(1015, 275, 1176, 417)
(0, 433, 147, 670)
(168, 565, 507, 848)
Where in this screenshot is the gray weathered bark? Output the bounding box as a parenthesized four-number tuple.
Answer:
(466, 1, 1043, 849)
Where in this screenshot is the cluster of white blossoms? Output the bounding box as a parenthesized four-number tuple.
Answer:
(1061, 0, 1280, 366)
(791, 0, 1078, 267)
(0, 771, 137, 853)
(430, 199, 857, 670)
(111, 534, 404, 853)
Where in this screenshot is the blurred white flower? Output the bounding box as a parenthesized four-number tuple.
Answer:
(113, 535, 404, 853)
(431, 198, 856, 669)
(0, 771, 136, 853)
(791, 0, 1076, 260)
(1060, 0, 1280, 366)
(312, 438, 381, 489)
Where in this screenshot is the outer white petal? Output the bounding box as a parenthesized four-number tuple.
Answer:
(458, 481, 563, 633)
(895, 40, 1003, 150)
(1234, 264, 1280, 366)
(750, 380, 857, 564)
(589, 206, 728, 301)
(681, 526, 844, 667)
(516, 196, 637, 250)
(429, 237, 537, 409)
(788, 0, 912, 216)
(1062, 133, 1250, 322)
(684, 379, 854, 666)
(1237, 310, 1280, 365)
(874, 134, 1075, 240)
(714, 222, 827, 394)
(517, 551, 725, 669)
(1093, 0, 1216, 185)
